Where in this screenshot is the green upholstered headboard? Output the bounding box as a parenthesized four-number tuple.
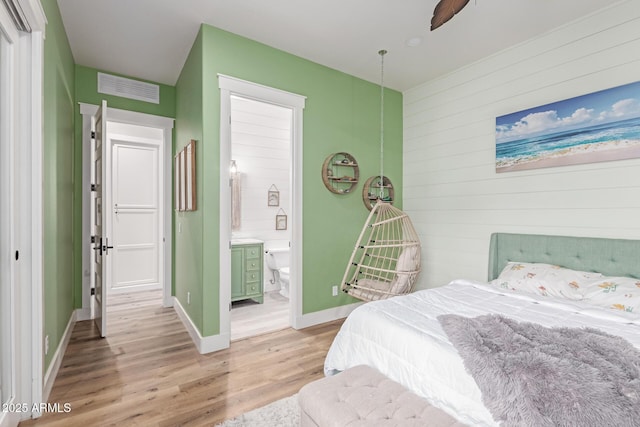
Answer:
(488, 233, 640, 281)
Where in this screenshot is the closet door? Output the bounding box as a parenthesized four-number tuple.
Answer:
(0, 13, 18, 423)
(0, 1, 46, 421)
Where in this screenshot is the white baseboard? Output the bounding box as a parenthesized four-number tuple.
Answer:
(74, 307, 91, 321)
(173, 297, 229, 354)
(295, 301, 362, 330)
(173, 296, 357, 354)
(42, 311, 76, 403)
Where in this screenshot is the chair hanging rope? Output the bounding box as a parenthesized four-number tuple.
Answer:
(378, 49, 386, 199)
(341, 201, 421, 301)
(340, 49, 422, 302)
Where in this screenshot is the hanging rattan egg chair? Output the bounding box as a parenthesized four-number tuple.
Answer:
(340, 50, 422, 302)
(341, 201, 421, 301)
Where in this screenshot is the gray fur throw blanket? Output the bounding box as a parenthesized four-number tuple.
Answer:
(438, 314, 640, 427)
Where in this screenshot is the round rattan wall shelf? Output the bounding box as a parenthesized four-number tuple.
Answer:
(362, 175, 394, 211)
(322, 152, 359, 194)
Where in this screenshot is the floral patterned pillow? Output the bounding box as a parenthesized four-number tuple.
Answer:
(491, 262, 603, 299)
(582, 276, 640, 314)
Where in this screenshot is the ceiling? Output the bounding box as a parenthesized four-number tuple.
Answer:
(56, 0, 615, 92)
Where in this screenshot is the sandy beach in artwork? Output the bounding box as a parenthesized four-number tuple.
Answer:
(496, 139, 640, 173)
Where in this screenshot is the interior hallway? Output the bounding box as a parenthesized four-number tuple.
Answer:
(19, 290, 343, 426)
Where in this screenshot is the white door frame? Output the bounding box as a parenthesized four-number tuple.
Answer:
(80, 103, 175, 314)
(91, 101, 108, 336)
(218, 74, 306, 349)
(0, 0, 46, 424)
(0, 12, 20, 427)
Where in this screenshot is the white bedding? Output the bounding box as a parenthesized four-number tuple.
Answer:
(324, 279, 640, 426)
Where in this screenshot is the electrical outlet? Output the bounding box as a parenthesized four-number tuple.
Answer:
(332, 285, 338, 297)
(187, 291, 191, 305)
(44, 335, 49, 355)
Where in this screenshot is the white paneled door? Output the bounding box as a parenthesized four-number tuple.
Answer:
(108, 122, 162, 294)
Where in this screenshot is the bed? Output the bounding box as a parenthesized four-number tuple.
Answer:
(324, 233, 640, 426)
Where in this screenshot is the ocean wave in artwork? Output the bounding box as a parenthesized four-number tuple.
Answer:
(496, 116, 640, 172)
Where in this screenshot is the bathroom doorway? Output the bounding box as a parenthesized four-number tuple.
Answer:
(218, 75, 305, 349)
(229, 95, 292, 340)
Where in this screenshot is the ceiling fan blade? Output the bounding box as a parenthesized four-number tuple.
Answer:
(431, 0, 470, 31)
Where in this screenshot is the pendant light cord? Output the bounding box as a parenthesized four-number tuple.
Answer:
(378, 49, 386, 199)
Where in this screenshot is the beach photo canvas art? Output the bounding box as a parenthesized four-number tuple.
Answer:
(495, 81, 640, 173)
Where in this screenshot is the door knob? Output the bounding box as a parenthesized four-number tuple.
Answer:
(103, 238, 114, 255)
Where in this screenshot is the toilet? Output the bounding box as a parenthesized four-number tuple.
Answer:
(265, 248, 290, 298)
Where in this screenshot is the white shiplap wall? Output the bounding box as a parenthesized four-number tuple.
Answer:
(404, 1, 640, 289)
(230, 96, 292, 290)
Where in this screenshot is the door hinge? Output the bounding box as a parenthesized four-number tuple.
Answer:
(91, 287, 95, 296)
(91, 131, 96, 139)
(91, 184, 97, 192)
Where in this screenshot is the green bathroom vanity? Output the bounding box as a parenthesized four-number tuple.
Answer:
(231, 239, 264, 303)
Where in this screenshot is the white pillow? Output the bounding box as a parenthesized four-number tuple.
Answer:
(582, 276, 640, 314)
(396, 246, 419, 271)
(490, 262, 603, 299)
(390, 246, 419, 294)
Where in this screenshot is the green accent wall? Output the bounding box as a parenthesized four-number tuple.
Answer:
(174, 30, 205, 333)
(174, 24, 403, 337)
(72, 65, 176, 309)
(41, 0, 75, 371)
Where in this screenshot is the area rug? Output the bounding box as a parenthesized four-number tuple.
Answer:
(215, 394, 299, 427)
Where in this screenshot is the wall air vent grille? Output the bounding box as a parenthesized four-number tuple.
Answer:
(97, 72, 160, 104)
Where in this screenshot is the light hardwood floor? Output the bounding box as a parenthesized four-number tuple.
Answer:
(231, 291, 290, 340)
(20, 290, 343, 426)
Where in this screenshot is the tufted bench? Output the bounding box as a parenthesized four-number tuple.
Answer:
(298, 365, 467, 426)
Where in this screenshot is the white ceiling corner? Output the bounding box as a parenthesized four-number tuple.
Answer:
(56, 0, 616, 92)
